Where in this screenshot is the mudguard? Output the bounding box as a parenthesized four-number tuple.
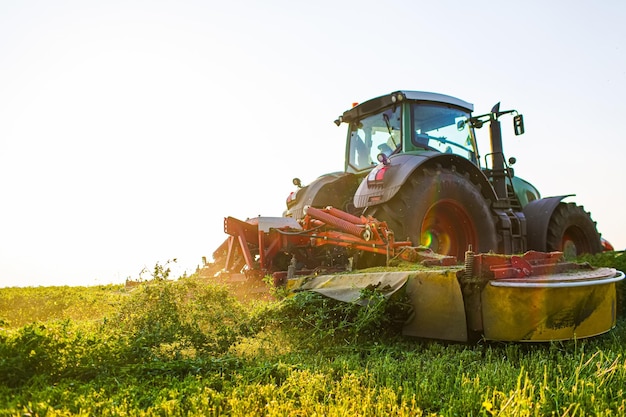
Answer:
(523, 195, 572, 251)
(284, 172, 363, 220)
(353, 152, 496, 209)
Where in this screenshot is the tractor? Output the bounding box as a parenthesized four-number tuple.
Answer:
(284, 90, 605, 266)
(210, 91, 623, 342)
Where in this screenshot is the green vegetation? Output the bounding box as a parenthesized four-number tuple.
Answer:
(0, 253, 625, 416)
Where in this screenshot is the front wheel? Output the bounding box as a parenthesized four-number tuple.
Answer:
(546, 202, 603, 258)
(372, 167, 498, 262)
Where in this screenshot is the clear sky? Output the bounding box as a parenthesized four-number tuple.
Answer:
(1, 1, 625, 287)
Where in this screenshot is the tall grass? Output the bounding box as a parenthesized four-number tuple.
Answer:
(0, 285, 126, 328)
(0, 252, 624, 416)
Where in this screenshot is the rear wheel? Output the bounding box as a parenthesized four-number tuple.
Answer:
(546, 203, 603, 258)
(373, 166, 498, 262)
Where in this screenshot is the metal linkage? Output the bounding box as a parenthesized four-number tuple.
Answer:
(219, 207, 423, 276)
(470, 250, 578, 280)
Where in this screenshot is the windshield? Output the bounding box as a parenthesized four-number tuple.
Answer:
(411, 103, 475, 162)
(347, 106, 401, 172)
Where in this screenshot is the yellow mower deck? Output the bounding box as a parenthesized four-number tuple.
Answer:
(212, 210, 623, 342)
(482, 267, 621, 341)
(287, 261, 624, 342)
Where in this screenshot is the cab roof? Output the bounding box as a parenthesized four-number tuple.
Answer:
(337, 90, 474, 124)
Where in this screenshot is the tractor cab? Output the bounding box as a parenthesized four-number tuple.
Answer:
(338, 91, 540, 210)
(339, 91, 478, 174)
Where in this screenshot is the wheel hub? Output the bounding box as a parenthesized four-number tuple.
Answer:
(421, 199, 476, 259)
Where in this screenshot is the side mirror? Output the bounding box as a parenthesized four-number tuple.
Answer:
(513, 114, 525, 135)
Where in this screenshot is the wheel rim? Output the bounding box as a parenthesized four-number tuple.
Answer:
(562, 226, 591, 258)
(420, 199, 476, 259)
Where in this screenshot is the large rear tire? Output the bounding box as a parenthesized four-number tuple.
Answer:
(546, 202, 603, 257)
(372, 166, 498, 262)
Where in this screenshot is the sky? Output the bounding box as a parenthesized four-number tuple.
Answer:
(1, 0, 625, 287)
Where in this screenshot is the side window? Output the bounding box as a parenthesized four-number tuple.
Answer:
(348, 107, 401, 171)
(411, 104, 475, 161)
(349, 129, 371, 169)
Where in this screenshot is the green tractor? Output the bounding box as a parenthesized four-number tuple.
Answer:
(285, 90, 606, 264)
(212, 90, 621, 342)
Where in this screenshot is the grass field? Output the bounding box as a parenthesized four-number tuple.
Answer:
(0, 252, 625, 416)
